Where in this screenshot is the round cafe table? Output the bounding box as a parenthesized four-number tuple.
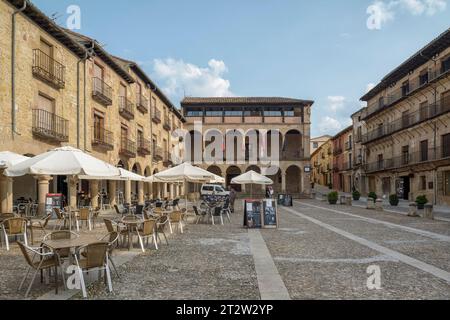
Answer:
(119, 218, 145, 251)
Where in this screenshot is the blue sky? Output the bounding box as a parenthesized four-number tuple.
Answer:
(34, 0, 450, 137)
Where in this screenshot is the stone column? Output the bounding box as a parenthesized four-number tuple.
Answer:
(0, 173, 13, 214)
(282, 172, 287, 193)
(109, 180, 117, 206)
(90, 180, 99, 208)
(36, 175, 52, 215)
(68, 176, 78, 209)
(169, 184, 174, 200)
(125, 180, 132, 204)
(138, 181, 144, 205)
(163, 183, 168, 199)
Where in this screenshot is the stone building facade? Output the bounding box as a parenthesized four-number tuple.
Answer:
(331, 126, 353, 193)
(311, 138, 333, 187)
(181, 97, 314, 198)
(0, 0, 184, 213)
(359, 28, 450, 205)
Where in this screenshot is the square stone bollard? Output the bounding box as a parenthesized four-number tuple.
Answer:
(424, 204, 434, 220)
(340, 195, 346, 205)
(367, 198, 375, 210)
(408, 203, 419, 217)
(375, 199, 384, 211)
(345, 196, 353, 206)
(321, 194, 328, 202)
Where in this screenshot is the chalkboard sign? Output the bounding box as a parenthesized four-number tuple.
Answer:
(283, 195, 293, 207)
(262, 199, 278, 228)
(277, 194, 285, 205)
(243, 200, 262, 229)
(45, 193, 64, 217)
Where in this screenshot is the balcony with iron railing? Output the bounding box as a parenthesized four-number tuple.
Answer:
(152, 109, 162, 124)
(32, 109, 69, 142)
(282, 150, 305, 161)
(119, 96, 135, 120)
(137, 137, 151, 156)
(153, 146, 163, 161)
(136, 94, 149, 114)
(333, 146, 343, 156)
(363, 64, 450, 120)
(345, 141, 352, 151)
(365, 145, 450, 173)
(362, 98, 450, 144)
(92, 77, 113, 106)
(163, 152, 173, 167)
(32, 49, 65, 89)
(120, 137, 136, 158)
(92, 126, 114, 150)
(163, 118, 171, 131)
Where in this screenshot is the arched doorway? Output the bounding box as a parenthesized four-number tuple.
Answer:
(206, 165, 222, 178)
(226, 166, 242, 192)
(286, 165, 302, 194)
(266, 130, 283, 161)
(116, 160, 128, 203)
(264, 166, 282, 194)
(131, 163, 142, 203)
(283, 130, 303, 160)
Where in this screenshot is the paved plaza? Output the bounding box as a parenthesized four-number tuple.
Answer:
(2, 199, 449, 300)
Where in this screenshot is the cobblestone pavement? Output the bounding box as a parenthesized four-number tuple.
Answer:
(1, 200, 450, 300)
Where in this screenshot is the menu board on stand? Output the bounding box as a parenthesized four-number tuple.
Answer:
(45, 193, 64, 217)
(243, 200, 262, 229)
(262, 199, 278, 228)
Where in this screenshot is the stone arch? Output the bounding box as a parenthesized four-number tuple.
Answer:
(286, 165, 302, 194)
(225, 130, 245, 164)
(206, 165, 222, 177)
(244, 129, 260, 163)
(283, 129, 303, 160)
(246, 165, 261, 173)
(265, 166, 282, 194)
(226, 166, 242, 192)
(266, 129, 283, 160)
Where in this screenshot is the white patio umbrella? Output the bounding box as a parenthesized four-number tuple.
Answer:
(0, 151, 30, 169)
(153, 163, 216, 209)
(231, 170, 273, 198)
(79, 168, 146, 181)
(6, 146, 120, 230)
(210, 174, 225, 184)
(6, 146, 120, 177)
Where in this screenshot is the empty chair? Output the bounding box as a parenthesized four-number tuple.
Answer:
(74, 242, 112, 298)
(104, 219, 127, 246)
(135, 219, 158, 252)
(1, 217, 28, 251)
(28, 214, 52, 244)
(114, 204, 128, 216)
(76, 208, 92, 231)
(169, 211, 184, 234)
(17, 242, 62, 298)
(222, 200, 232, 223)
(193, 206, 207, 224)
(156, 215, 169, 245)
(212, 206, 224, 225)
(53, 208, 67, 230)
(98, 232, 121, 278)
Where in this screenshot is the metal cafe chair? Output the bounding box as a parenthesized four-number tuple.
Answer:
(1, 217, 28, 251)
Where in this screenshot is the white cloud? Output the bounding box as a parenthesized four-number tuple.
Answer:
(327, 96, 346, 112)
(367, 0, 447, 29)
(366, 83, 376, 93)
(318, 117, 343, 135)
(152, 58, 234, 100)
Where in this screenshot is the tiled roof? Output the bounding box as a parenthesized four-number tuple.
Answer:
(181, 97, 314, 105)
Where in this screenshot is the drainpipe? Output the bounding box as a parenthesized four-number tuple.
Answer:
(83, 41, 95, 151)
(11, 0, 28, 140)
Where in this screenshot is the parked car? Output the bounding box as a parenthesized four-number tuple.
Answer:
(200, 184, 230, 197)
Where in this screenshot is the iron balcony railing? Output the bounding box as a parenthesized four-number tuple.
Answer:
(92, 77, 113, 106)
(152, 109, 162, 124)
(137, 137, 151, 156)
(163, 118, 171, 131)
(120, 137, 136, 158)
(119, 96, 135, 120)
(363, 64, 450, 119)
(32, 49, 65, 89)
(365, 145, 450, 173)
(282, 150, 305, 161)
(153, 146, 163, 161)
(345, 141, 352, 151)
(362, 98, 450, 144)
(136, 94, 149, 113)
(92, 126, 114, 150)
(32, 109, 69, 142)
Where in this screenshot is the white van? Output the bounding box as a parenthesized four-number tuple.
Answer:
(200, 184, 230, 197)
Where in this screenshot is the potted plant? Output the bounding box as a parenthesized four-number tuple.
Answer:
(416, 195, 428, 210)
(328, 191, 338, 205)
(368, 192, 378, 201)
(352, 190, 361, 201)
(389, 194, 399, 206)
